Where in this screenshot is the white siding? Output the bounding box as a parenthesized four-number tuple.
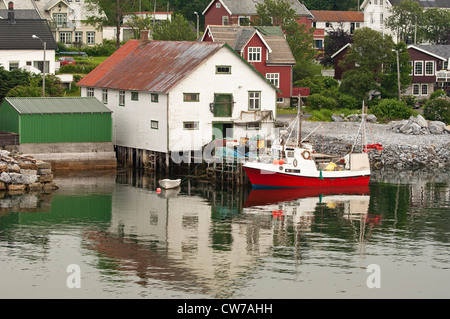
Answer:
(0, 49, 56, 74)
(168, 46, 277, 152)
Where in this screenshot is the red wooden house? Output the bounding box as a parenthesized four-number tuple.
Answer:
(202, 25, 296, 106)
(202, 0, 313, 29)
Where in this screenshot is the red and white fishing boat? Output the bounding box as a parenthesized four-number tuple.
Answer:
(243, 105, 373, 189)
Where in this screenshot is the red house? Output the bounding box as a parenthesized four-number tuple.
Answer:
(202, 0, 313, 29)
(202, 25, 296, 106)
(407, 45, 450, 99)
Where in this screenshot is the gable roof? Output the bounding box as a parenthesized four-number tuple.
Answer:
(311, 10, 364, 23)
(203, 25, 296, 64)
(202, 0, 312, 17)
(408, 45, 450, 60)
(77, 40, 231, 93)
(3, 97, 112, 114)
(0, 9, 41, 19)
(0, 19, 57, 50)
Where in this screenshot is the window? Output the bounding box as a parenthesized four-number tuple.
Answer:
(415, 61, 423, 76)
(119, 90, 125, 106)
(102, 89, 108, 104)
(59, 32, 72, 44)
(239, 16, 250, 26)
(8, 62, 19, 71)
(214, 94, 233, 117)
(183, 122, 199, 130)
(151, 120, 159, 130)
(247, 122, 261, 130)
(421, 84, 428, 96)
(222, 16, 229, 25)
(216, 3, 221, 8)
(266, 73, 280, 87)
(314, 39, 323, 49)
(87, 32, 95, 45)
(325, 22, 332, 28)
(425, 61, 434, 76)
(380, 13, 384, 25)
(74, 31, 82, 44)
(53, 13, 67, 27)
(249, 91, 261, 110)
(151, 93, 158, 102)
(131, 92, 139, 101)
(216, 65, 231, 74)
(248, 47, 261, 62)
(413, 84, 420, 96)
(184, 93, 200, 102)
(87, 87, 94, 97)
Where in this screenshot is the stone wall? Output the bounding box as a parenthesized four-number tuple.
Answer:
(0, 149, 57, 193)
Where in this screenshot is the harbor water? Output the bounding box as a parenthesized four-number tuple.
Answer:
(0, 168, 449, 299)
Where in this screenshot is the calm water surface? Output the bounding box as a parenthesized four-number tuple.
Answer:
(0, 168, 449, 299)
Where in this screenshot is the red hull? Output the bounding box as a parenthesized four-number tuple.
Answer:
(243, 166, 370, 188)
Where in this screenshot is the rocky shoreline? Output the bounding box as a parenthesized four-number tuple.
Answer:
(300, 116, 450, 169)
(0, 149, 57, 193)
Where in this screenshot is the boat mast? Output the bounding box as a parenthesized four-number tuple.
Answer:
(298, 94, 302, 147)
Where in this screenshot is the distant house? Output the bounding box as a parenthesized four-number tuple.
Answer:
(0, 0, 105, 46)
(0, 97, 116, 170)
(202, 0, 313, 29)
(77, 34, 278, 167)
(201, 25, 295, 106)
(310, 10, 364, 51)
(360, 0, 450, 43)
(331, 43, 352, 81)
(0, 2, 57, 74)
(407, 45, 450, 98)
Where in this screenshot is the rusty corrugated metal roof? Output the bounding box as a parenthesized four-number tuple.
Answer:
(311, 11, 364, 23)
(77, 40, 225, 93)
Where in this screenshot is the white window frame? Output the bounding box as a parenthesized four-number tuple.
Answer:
(59, 32, 72, 44)
(414, 61, 423, 76)
(248, 47, 262, 62)
(87, 87, 94, 97)
(421, 84, 428, 96)
(119, 90, 125, 106)
(222, 16, 229, 25)
(248, 91, 261, 110)
(266, 73, 280, 88)
(102, 89, 108, 104)
(87, 31, 95, 45)
(413, 84, 420, 96)
(425, 61, 434, 76)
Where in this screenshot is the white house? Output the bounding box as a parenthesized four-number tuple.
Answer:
(77, 33, 278, 165)
(361, 0, 450, 43)
(0, 2, 57, 74)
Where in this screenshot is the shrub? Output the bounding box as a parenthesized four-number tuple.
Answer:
(429, 89, 447, 100)
(424, 96, 450, 124)
(370, 99, 413, 120)
(338, 94, 359, 109)
(307, 93, 337, 110)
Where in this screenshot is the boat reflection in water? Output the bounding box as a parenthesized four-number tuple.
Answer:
(244, 186, 371, 221)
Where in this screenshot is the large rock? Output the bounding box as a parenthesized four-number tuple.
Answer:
(429, 121, 446, 134)
(410, 114, 428, 128)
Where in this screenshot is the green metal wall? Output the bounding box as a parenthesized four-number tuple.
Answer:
(19, 113, 112, 144)
(0, 102, 20, 133)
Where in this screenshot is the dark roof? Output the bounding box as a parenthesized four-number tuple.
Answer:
(0, 9, 41, 19)
(0, 19, 57, 50)
(410, 45, 450, 60)
(390, 0, 450, 8)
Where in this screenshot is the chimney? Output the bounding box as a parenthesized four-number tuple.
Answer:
(140, 30, 149, 44)
(8, 1, 15, 24)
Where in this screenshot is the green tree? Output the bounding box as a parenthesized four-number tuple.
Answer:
(422, 8, 450, 44)
(380, 42, 412, 99)
(85, 0, 141, 49)
(0, 67, 31, 102)
(385, 0, 424, 44)
(151, 14, 197, 41)
(322, 28, 353, 66)
(253, 0, 318, 81)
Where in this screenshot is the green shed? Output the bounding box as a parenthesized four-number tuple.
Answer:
(0, 97, 112, 144)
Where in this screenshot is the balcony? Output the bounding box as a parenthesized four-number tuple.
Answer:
(436, 70, 450, 82)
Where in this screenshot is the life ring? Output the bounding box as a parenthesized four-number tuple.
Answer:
(293, 159, 298, 167)
(302, 150, 311, 160)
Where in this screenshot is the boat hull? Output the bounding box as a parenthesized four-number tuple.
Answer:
(243, 166, 370, 189)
